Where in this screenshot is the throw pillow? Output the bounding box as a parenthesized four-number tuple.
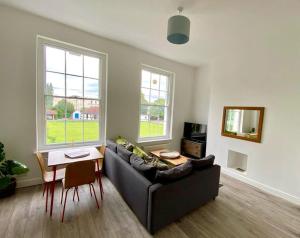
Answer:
(115, 136, 128, 146)
(189, 155, 215, 170)
(106, 139, 117, 153)
(117, 144, 133, 163)
(132, 146, 148, 158)
(155, 161, 193, 183)
(115, 136, 134, 152)
(130, 154, 156, 181)
(144, 155, 169, 171)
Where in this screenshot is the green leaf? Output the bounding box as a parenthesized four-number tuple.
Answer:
(0, 177, 10, 189)
(7, 160, 29, 175)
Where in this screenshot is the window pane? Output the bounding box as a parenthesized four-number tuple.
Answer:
(158, 91, 168, 106)
(66, 75, 83, 97)
(46, 46, 65, 73)
(45, 72, 65, 96)
(139, 105, 165, 137)
(151, 73, 159, 90)
(84, 78, 99, 99)
(160, 75, 168, 91)
(150, 90, 159, 104)
(84, 56, 99, 79)
(141, 88, 150, 104)
(66, 99, 83, 143)
(66, 51, 83, 76)
(46, 96, 65, 144)
(83, 100, 100, 142)
(142, 70, 150, 88)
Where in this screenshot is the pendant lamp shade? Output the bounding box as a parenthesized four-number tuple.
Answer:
(167, 9, 190, 44)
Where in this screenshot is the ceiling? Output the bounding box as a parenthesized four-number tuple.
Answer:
(0, 0, 299, 67)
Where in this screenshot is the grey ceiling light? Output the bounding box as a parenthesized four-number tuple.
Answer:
(167, 7, 190, 44)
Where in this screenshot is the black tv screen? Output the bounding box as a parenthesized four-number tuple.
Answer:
(183, 122, 207, 139)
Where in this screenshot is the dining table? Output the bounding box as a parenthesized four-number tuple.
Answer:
(47, 146, 104, 217)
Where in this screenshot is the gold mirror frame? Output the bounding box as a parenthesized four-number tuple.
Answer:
(221, 106, 265, 143)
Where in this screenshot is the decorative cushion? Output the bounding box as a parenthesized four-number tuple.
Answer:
(132, 146, 148, 158)
(155, 161, 193, 183)
(189, 155, 215, 170)
(117, 144, 132, 162)
(130, 154, 156, 181)
(144, 155, 169, 171)
(115, 136, 134, 152)
(115, 136, 128, 146)
(106, 139, 117, 153)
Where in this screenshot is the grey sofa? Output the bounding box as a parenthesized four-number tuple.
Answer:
(104, 147, 221, 234)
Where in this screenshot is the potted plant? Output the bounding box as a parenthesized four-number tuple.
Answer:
(0, 142, 29, 198)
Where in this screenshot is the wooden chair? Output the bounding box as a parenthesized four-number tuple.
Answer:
(35, 152, 65, 212)
(95, 145, 105, 199)
(61, 160, 99, 222)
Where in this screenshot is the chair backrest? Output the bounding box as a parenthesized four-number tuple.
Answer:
(36, 152, 47, 179)
(99, 145, 105, 156)
(64, 160, 95, 189)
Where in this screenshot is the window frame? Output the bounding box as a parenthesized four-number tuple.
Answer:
(36, 35, 107, 150)
(137, 64, 175, 143)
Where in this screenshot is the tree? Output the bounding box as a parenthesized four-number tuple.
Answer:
(54, 99, 75, 119)
(149, 98, 166, 120)
(140, 93, 149, 115)
(45, 83, 54, 108)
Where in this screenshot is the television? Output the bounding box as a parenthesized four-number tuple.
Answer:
(183, 122, 207, 141)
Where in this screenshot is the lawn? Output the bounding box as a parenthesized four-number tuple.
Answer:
(46, 120, 164, 144)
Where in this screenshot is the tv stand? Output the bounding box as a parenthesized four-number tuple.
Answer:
(181, 138, 206, 159)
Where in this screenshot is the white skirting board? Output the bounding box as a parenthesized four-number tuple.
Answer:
(16, 177, 43, 188)
(222, 167, 300, 206)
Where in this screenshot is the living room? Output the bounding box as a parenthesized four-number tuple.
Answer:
(0, 1, 299, 237)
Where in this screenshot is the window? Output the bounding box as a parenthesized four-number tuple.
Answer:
(37, 36, 107, 149)
(138, 65, 174, 142)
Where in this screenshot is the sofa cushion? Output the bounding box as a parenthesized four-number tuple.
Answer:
(155, 161, 193, 183)
(130, 154, 156, 181)
(189, 155, 215, 170)
(117, 144, 133, 162)
(106, 139, 117, 153)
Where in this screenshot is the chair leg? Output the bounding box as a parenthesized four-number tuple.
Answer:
(90, 183, 99, 209)
(72, 188, 76, 202)
(89, 184, 93, 197)
(61, 186, 64, 204)
(75, 187, 80, 202)
(98, 171, 104, 199)
(45, 183, 49, 213)
(61, 189, 70, 223)
(42, 183, 46, 197)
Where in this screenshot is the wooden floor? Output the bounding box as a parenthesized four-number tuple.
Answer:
(0, 174, 299, 238)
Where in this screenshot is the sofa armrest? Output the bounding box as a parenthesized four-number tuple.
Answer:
(147, 165, 221, 234)
(104, 148, 152, 227)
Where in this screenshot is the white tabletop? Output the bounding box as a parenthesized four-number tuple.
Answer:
(48, 147, 103, 167)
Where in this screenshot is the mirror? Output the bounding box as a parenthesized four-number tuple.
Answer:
(221, 107, 264, 143)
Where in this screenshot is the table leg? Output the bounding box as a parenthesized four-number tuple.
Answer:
(50, 165, 57, 217)
(96, 160, 103, 200)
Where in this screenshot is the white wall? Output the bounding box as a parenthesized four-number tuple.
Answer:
(191, 66, 211, 124)
(0, 5, 195, 186)
(192, 4, 300, 203)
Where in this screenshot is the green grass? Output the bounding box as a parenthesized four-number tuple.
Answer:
(46, 120, 164, 144)
(46, 120, 99, 144)
(139, 121, 165, 137)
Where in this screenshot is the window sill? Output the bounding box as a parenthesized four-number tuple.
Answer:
(36, 143, 103, 153)
(136, 137, 172, 144)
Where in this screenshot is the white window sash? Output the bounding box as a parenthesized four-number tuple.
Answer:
(36, 35, 107, 150)
(137, 64, 175, 143)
